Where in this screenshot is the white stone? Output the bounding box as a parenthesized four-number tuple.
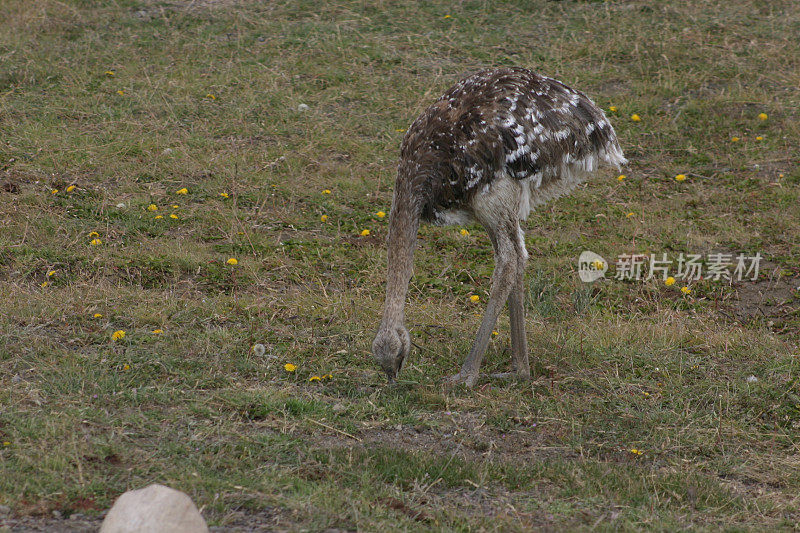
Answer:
(297, 103, 309, 112)
(116, 203, 126, 208)
(100, 484, 208, 533)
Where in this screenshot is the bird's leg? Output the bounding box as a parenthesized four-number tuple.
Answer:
(492, 229, 530, 381)
(448, 227, 518, 388)
(507, 259, 530, 379)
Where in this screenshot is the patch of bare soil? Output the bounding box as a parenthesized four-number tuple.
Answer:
(208, 507, 291, 532)
(426, 486, 562, 528)
(0, 509, 295, 533)
(0, 515, 102, 532)
(726, 265, 800, 334)
(311, 410, 576, 465)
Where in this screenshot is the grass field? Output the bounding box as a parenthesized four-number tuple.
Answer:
(1, 0, 799, 530)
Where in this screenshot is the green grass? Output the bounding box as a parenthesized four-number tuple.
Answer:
(1, 0, 799, 530)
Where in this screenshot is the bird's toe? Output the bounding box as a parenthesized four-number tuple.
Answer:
(491, 370, 531, 381)
(445, 372, 478, 388)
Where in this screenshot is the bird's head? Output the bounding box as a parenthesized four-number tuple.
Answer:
(372, 326, 410, 383)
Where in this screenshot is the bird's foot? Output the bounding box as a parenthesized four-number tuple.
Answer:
(445, 371, 478, 388)
(490, 370, 531, 381)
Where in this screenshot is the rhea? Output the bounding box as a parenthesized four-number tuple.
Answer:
(372, 68, 626, 387)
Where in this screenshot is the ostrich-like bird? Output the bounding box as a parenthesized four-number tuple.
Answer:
(373, 67, 626, 387)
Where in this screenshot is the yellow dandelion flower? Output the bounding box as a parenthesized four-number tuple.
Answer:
(175, 188, 188, 195)
(630, 114, 641, 122)
(111, 330, 126, 341)
(116, 90, 124, 96)
(444, 14, 451, 19)
(322, 189, 331, 194)
(492, 330, 499, 336)
(469, 295, 480, 303)
(93, 313, 103, 319)
(104, 70, 115, 76)
(152, 329, 163, 334)
(779, 173, 785, 179)
(226, 258, 238, 265)
(758, 112, 768, 121)
(2, 441, 10, 446)
(320, 215, 328, 222)
(66, 185, 76, 192)
(643, 391, 650, 397)
(90, 238, 102, 245)
(395, 128, 406, 132)
(47, 270, 56, 277)
(681, 286, 692, 295)
(123, 364, 130, 371)
(206, 93, 216, 100)
(630, 448, 644, 455)
(617, 174, 626, 181)
(41, 281, 49, 288)
(376, 211, 386, 218)
(309, 376, 321, 382)
(360, 229, 370, 236)
(322, 373, 332, 380)
(89, 231, 99, 237)
(609, 105, 618, 112)
(219, 192, 229, 198)
(154, 215, 163, 219)
(147, 204, 158, 211)
(171, 204, 179, 209)
(284, 363, 297, 372)
(460, 228, 470, 237)
(756, 136, 763, 141)
(626, 212, 634, 218)
(675, 174, 686, 181)
(731, 136, 740, 142)
(170, 214, 178, 219)
(665, 276, 676, 286)
(51, 189, 58, 194)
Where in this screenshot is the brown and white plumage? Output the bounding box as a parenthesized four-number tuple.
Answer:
(373, 67, 626, 386)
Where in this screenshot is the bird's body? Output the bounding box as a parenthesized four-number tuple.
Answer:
(373, 68, 626, 386)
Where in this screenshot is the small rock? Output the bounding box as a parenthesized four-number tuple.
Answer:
(332, 403, 346, 414)
(52, 510, 63, 519)
(116, 203, 126, 208)
(297, 103, 309, 112)
(746, 375, 758, 383)
(394, 424, 403, 431)
(162, 148, 173, 155)
(100, 484, 208, 533)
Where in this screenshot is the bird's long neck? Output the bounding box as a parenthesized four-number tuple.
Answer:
(379, 185, 420, 330)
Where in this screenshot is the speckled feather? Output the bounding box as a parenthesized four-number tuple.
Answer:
(396, 67, 626, 224)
